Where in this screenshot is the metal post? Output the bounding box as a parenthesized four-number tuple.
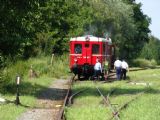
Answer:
(16, 85, 20, 105)
(51, 53, 54, 65)
(16, 76, 20, 105)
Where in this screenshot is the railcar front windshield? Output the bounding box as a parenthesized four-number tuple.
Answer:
(92, 44, 100, 54)
(74, 44, 82, 54)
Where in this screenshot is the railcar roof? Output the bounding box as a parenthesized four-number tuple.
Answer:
(70, 36, 112, 43)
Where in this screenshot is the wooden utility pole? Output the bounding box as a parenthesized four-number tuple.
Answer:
(51, 53, 54, 65)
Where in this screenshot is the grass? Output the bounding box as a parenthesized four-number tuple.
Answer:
(66, 106, 110, 120)
(65, 68, 160, 120)
(128, 68, 160, 86)
(0, 54, 69, 93)
(133, 58, 157, 68)
(0, 76, 54, 120)
(0, 54, 70, 120)
(120, 94, 160, 120)
(0, 95, 35, 120)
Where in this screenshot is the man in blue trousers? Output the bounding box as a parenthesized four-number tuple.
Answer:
(114, 57, 122, 80)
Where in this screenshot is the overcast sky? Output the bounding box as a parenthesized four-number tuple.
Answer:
(136, 0, 160, 39)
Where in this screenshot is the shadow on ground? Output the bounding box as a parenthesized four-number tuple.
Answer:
(1, 81, 68, 100)
(1, 80, 68, 109)
(72, 85, 160, 98)
(72, 73, 160, 98)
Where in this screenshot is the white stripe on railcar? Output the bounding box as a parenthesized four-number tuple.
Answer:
(70, 54, 82, 56)
(92, 55, 107, 57)
(70, 54, 111, 57)
(70, 37, 110, 42)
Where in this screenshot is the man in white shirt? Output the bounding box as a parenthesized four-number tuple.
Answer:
(121, 59, 129, 80)
(94, 58, 102, 80)
(114, 57, 122, 80)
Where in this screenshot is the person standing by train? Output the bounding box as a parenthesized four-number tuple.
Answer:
(72, 60, 79, 80)
(94, 58, 102, 80)
(121, 59, 129, 80)
(104, 58, 109, 80)
(114, 57, 122, 80)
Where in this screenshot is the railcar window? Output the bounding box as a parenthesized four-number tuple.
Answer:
(74, 44, 82, 54)
(112, 47, 114, 55)
(103, 43, 106, 54)
(92, 44, 99, 54)
(85, 44, 89, 48)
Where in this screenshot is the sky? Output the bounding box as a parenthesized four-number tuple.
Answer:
(136, 0, 160, 39)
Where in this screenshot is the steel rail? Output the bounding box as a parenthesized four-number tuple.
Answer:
(106, 89, 119, 120)
(68, 88, 88, 105)
(56, 76, 74, 120)
(94, 84, 120, 120)
(109, 90, 148, 120)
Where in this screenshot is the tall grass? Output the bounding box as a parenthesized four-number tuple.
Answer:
(0, 54, 70, 120)
(133, 58, 157, 68)
(0, 54, 69, 93)
(47, 54, 69, 78)
(66, 69, 160, 120)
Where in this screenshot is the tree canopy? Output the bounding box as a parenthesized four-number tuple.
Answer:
(0, 0, 152, 61)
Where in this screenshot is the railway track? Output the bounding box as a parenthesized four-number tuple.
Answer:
(95, 81, 149, 120)
(57, 77, 119, 120)
(94, 82, 120, 120)
(56, 76, 74, 120)
(57, 75, 149, 120)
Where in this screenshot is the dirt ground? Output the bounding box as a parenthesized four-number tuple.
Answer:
(17, 79, 69, 120)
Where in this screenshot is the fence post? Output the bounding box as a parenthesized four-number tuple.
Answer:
(15, 75, 21, 105)
(51, 53, 54, 65)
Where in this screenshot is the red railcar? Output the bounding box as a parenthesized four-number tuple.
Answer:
(69, 35, 115, 79)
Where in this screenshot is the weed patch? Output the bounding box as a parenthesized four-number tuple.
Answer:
(66, 69, 160, 120)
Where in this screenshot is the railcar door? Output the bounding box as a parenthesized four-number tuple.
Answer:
(92, 44, 100, 65)
(82, 42, 91, 64)
(73, 43, 83, 64)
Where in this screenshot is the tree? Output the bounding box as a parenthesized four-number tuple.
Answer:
(0, 0, 41, 58)
(0, 0, 151, 60)
(140, 36, 160, 63)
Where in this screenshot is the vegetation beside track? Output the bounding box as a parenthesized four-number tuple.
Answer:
(65, 68, 160, 120)
(0, 54, 69, 120)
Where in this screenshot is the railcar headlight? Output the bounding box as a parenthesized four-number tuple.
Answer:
(85, 36, 90, 41)
(74, 57, 78, 62)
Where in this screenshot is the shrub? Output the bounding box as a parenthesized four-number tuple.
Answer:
(48, 54, 69, 78)
(0, 54, 69, 93)
(133, 58, 157, 68)
(150, 59, 157, 67)
(0, 54, 8, 69)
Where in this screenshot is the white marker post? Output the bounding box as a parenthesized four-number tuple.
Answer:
(16, 76, 21, 105)
(51, 53, 54, 65)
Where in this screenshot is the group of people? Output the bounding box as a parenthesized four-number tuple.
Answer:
(93, 57, 129, 80)
(73, 57, 129, 80)
(114, 57, 129, 80)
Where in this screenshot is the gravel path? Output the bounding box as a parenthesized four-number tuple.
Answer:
(17, 79, 69, 120)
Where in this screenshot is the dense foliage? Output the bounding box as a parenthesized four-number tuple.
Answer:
(0, 54, 69, 93)
(140, 36, 160, 64)
(0, 0, 157, 63)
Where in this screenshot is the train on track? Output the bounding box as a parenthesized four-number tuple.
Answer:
(69, 35, 115, 79)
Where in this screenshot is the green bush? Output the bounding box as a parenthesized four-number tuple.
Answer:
(150, 59, 157, 66)
(133, 58, 157, 68)
(48, 54, 69, 78)
(0, 60, 30, 93)
(0, 54, 8, 69)
(140, 36, 160, 64)
(0, 54, 69, 93)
